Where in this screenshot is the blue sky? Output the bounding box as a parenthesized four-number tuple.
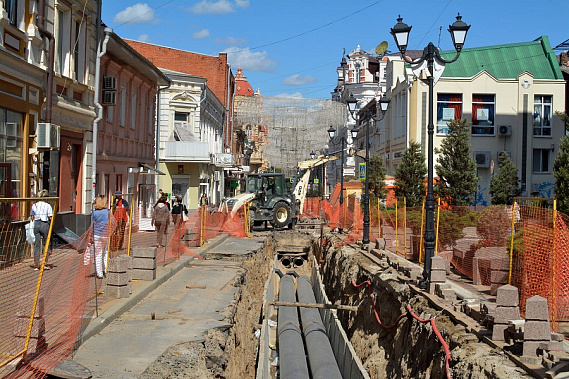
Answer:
(102, 0, 569, 100)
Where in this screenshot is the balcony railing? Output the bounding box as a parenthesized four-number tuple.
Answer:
(163, 141, 210, 162)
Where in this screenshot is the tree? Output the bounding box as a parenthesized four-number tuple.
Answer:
(489, 153, 522, 205)
(368, 153, 386, 200)
(394, 141, 427, 207)
(554, 137, 569, 215)
(434, 118, 478, 206)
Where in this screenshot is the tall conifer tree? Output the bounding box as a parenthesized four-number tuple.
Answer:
(394, 141, 427, 207)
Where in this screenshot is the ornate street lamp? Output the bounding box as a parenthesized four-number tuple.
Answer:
(346, 96, 390, 247)
(391, 14, 470, 281)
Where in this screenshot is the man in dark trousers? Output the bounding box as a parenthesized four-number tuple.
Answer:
(112, 191, 129, 252)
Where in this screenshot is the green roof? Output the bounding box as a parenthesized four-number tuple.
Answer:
(439, 36, 563, 80)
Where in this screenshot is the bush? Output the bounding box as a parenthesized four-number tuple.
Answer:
(476, 206, 511, 246)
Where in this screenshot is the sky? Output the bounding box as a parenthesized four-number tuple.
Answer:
(102, 0, 569, 100)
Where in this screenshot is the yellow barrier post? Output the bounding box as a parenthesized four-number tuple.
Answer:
(377, 198, 381, 239)
(404, 197, 407, 257)
(24, 198, 59, 359)
(552, 199, 557, 329)
(420, 197, 425, 263)
(395, 199, 399, 255)
(435, 197, 441, 255)
(508, 200, 517, 285)
(127, 193, 134, 256)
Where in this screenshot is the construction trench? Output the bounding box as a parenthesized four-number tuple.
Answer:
(133, 228, 546, 379)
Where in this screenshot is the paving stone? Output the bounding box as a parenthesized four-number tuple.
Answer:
(131, 246, 157, 258)
(428, 282, 437, 295)
(105, 285, 131, 299)
(520, 354, 542, 365)
(492, 323, 509, 341)
(551, 333, 564, 342)
(494, 306, 521, 324)
(539, 341, 565, 352)
(548, 351, 569, 362)
(525, 295, 550, 321)
(482, 303, 497, 315)
(524, 320, 552, 341)
(429, 269, 447, 283)
(523, 340, 547, 357)
(490, 270, 509, 285)
(430, 256, 447, 271)
(108, 256, 130, 273)
(490, 283, 501, 296)
(496, 285, 519, 307)
(133, 257, 157, 270)
(132, 268, 156, 281)
(106, 272, 130, 286)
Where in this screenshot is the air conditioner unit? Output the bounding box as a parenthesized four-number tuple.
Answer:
(102, 90, 116, 105)
(497, 125, 512, 137)
(214, 171, 221, 181)
(474, 151, 491, 168)
(102, 76, 117, 90)
(37, 123, 60, 150)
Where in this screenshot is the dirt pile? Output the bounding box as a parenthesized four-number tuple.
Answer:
(319, 235, 531, 378)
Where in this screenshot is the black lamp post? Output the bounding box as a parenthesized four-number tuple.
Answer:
(346, 94, 390, 247)
(391, 14, 470, 280)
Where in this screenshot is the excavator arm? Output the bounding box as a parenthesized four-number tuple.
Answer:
(294, 155, 339, 215)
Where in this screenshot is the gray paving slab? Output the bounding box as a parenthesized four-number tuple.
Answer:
(206, 236, 265, 257)
(72, 261, 242, 378)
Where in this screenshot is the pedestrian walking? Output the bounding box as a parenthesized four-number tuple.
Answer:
(30, 189, 53, 270)
(152, 197, 170, 247)
(200, 193, 209, 207)
(171, 196, 188, 227)
(90, 195, 111, 278)
(111, 191, 129, 253)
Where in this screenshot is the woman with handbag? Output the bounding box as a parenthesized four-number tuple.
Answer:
(171, 196, 188, 227)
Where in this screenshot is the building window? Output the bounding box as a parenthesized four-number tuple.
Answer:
(130, 89, 137, 129)
(0, 108, 23, 196)
(73, 20, 86, 83)
(4, 0, 18, 26)
(471, 94, 495, 135)
(119, 87, 126, 127)
(534, 95, 552, 136)
(56, 8, 71, 76)
(148, 100, 154, 135)
(436, 94, 462, 134)
(533, 149, 551, 173)
(106, 104, 114, 123)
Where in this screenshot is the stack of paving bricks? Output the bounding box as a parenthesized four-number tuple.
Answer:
(492, 285, 521, 341)
(13, 296, 47, 356)
(428, 256, 447, 295)
(489, 256, 509, 295)
(106, 255, 132, 298)
(131, 246, 157, 281)
(522, 295, 559, 359)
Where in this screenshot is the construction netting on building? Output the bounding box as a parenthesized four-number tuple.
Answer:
(234, 95, 346, 177)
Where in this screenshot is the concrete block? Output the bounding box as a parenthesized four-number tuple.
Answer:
(492, 323, 509, 341)
(539, 341, 565, 352)
(496, 285, 519, 307)
(16, 297, 44, 319)
(429, 269, 447, 283)
(14, 336, 47, 355)
(472, 258, 482, 285)
(482, 303, 497, 315)
(14, 317, 45, 338)
(523, 340, 546, 357)
(105, 285, 131, 299)
(490, 257, 509, 271)
(106, 272, 130, 286)
(520, 354, 542, 365)
(440, 289, 457, 301)
(490, 284, 500, 296)
(524, 320, 552, 341)
(133, 257, 157, 270)
(494, 306, 521, 324)
(131, 246, 157, 258)
(375, 238, 386, 250)
(551, 333, 564, 342)
(430, 256, 447, 271)
(490, 270, 509, 285)
(525, 295, 550, 321)
(548, 351, 569, 362)
(132, 268, 156, 281)
(108, 256, 130, 273)
(428, 282, 437, 294)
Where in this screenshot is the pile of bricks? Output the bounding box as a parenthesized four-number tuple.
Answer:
(489, 257, 509, 296)
(522, 295, 560, 361)
(106, 255, 132, 299)
(131, 246, 157, 281)
(428, 256, 447, 294)
(492, 284, 521, 341)
(13, 296, 47, 356)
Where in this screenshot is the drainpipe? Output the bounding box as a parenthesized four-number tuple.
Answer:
(155, 81, 172, 199)
(37, 0, 55, 123)
(91, 28, 112, 203)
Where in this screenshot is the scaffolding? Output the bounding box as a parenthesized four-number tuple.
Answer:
(234, 96, 347, 177)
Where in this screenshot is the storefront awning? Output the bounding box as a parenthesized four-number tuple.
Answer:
(139, 162, 165, 175)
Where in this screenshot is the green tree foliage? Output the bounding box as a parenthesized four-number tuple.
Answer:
(554, 134, 569, 215)
(368, 154, 386, 200)
(394, 141, 427, 207)
(434, 118, 478, 206)
(489, 153, 522, 205)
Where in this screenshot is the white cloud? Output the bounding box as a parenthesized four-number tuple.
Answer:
(282, 74, 317, 86)
(190, 0, 234, 14)
(215, 36, 247, 46)
(138, 34, 150, 42)
(192, 29, 210, 39)
(113, 3, 154, 25)
(276, 92, 304, 99)
(225, 47, 276, 73)
(235, 0, 249, 8)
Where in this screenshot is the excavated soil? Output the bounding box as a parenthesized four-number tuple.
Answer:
(319, 234, 531, 378)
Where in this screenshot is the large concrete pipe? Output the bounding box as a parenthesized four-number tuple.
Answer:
(297, 275, 342, 379)
(278, 274, 309, 378)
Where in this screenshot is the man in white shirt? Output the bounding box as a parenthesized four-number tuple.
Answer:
(30, 190, 53, 270)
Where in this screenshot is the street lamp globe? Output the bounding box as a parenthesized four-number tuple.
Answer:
(378, 98, 390, 115)
(346, 93, 358, 116)
(390, 15, 412, 56)
(448, 13, 470, 52)
(350, 127, 359, 140)
(328, 125, 336, 139)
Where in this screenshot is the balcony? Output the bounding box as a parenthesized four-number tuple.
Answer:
(163, 141, 210, 162)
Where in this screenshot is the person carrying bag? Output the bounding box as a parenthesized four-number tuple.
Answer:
(152, 197, 170, 247)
